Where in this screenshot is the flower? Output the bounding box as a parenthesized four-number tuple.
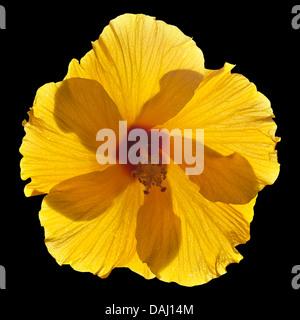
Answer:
(20, 13, 280, 286)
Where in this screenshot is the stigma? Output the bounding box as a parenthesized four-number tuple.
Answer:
(131, 162, 167, 194)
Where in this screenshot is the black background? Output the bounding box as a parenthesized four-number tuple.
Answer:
(1, 0, 299, 316)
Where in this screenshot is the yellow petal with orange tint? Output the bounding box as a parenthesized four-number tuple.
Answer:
(162, 63, 279, 201)
(65, 13, 205, 126)
(150, 163, 255, 286)
(20, 78, 122, 196)
(39, 166, 144, 277)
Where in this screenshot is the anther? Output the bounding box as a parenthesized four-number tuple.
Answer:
(132, 162, 167, 194)
(131, 171, 137, 178)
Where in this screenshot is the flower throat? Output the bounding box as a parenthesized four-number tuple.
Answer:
(125, 126, 168, 195)
(96, 121, 204, 194)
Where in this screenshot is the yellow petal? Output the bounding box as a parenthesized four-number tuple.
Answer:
(65, 14, 205, 126)
(166, 134, 260, 204)
(123, 252, 155, 280)
(136, 69, 203, 129)
(39, 166, 144, 277)
(135, 182, 182, 277)
(20, 78, 122, 196)
(151, 163, 255, 286)
(188, 146, 260, 204)
(162, 63, 280, 196)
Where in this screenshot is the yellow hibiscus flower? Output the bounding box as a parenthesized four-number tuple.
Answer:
(20, 13, 280, 286)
